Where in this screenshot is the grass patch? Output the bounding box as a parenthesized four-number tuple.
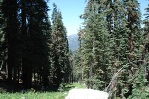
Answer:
(0, 92, 67, 99)
(0, 83, 86, 99)
(71, 83, 86, 88)
(65, 83, 86, 89)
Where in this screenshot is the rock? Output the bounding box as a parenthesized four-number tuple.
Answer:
(65, 88, 109, 99)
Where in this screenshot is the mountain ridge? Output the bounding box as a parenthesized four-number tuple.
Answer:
(67, 34, 79, 51)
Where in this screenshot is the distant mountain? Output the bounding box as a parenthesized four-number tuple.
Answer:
(67, 34, 79, 51)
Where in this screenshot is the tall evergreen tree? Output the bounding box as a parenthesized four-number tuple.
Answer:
(51, 3, 70, 90)
(128, 2, 149, 99)
(0, 0, 6, 75)
(79, 0, 143, 98)
(2, 0, 19, 84)
(105, 0, 143, 98)
(80, 0, 113, 90)
(21, 0, 50, 89)
(1, 0, 51, 89)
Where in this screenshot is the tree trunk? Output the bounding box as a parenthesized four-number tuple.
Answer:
(7, 0, 18, 84)
(21, 0, 31, 89)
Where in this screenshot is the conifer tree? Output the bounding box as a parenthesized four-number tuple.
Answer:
(0, 0, 4, 58)
(128, 3, 149, 99)
(51, 3, 70, 90)
(2, 0, 19, 84)
(21, 0, 50, 88)
(0, 0, 5, 71)
(1, 0, 51, 89)
(80, 0, 143, 98)
(80, 0, 113, 90)
(106, 0, 143, 98)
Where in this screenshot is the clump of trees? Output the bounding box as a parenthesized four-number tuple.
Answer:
(73, 0, 149, 98)
(0, 0, 71, 91)
(0, 0, 149, 98)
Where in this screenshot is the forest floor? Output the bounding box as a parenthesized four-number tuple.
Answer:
(0, 91, 66, 99)
(0, 83, 86, 99)
(0, 71, 86, 99)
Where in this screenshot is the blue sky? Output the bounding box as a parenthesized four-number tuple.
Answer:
(48, 0, 148, 35)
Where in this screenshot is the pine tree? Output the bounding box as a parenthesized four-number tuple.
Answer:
(106, 0, 143, 98)
(0, 0, 5, 72)
(2, 0, 19, 84)
(21, 0, 51, 89)
(80, 0, 113, 90)
(1, 0, 51, 89)
(79, 0, 143, 98)
(128, 2, 149, 99)
(128, 65, 149, 99)
(51, 3, 70, 90)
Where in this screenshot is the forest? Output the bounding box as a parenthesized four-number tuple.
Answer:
(0, 0, 149, 99)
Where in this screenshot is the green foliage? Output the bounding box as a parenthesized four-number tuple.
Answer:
(0, 0, 4, 61)
(128, 66, 149, 99)
(51, 3, 70, 89)
(0, 0, 148, 97)
(0, 0, 70, 90)
(0, 92, 66, 99)
(58, 82, 86, 92)
(76, 0, 147, 99)
(70, 50, 83, 82)
(126, 3, 149, 99)
(0, 83, 85, 99)
(79, 0, 112, 90)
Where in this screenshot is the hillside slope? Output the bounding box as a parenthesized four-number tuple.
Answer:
(68, 34, 79, 51)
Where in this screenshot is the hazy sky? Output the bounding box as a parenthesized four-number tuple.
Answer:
(48, 0, 148, 35)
